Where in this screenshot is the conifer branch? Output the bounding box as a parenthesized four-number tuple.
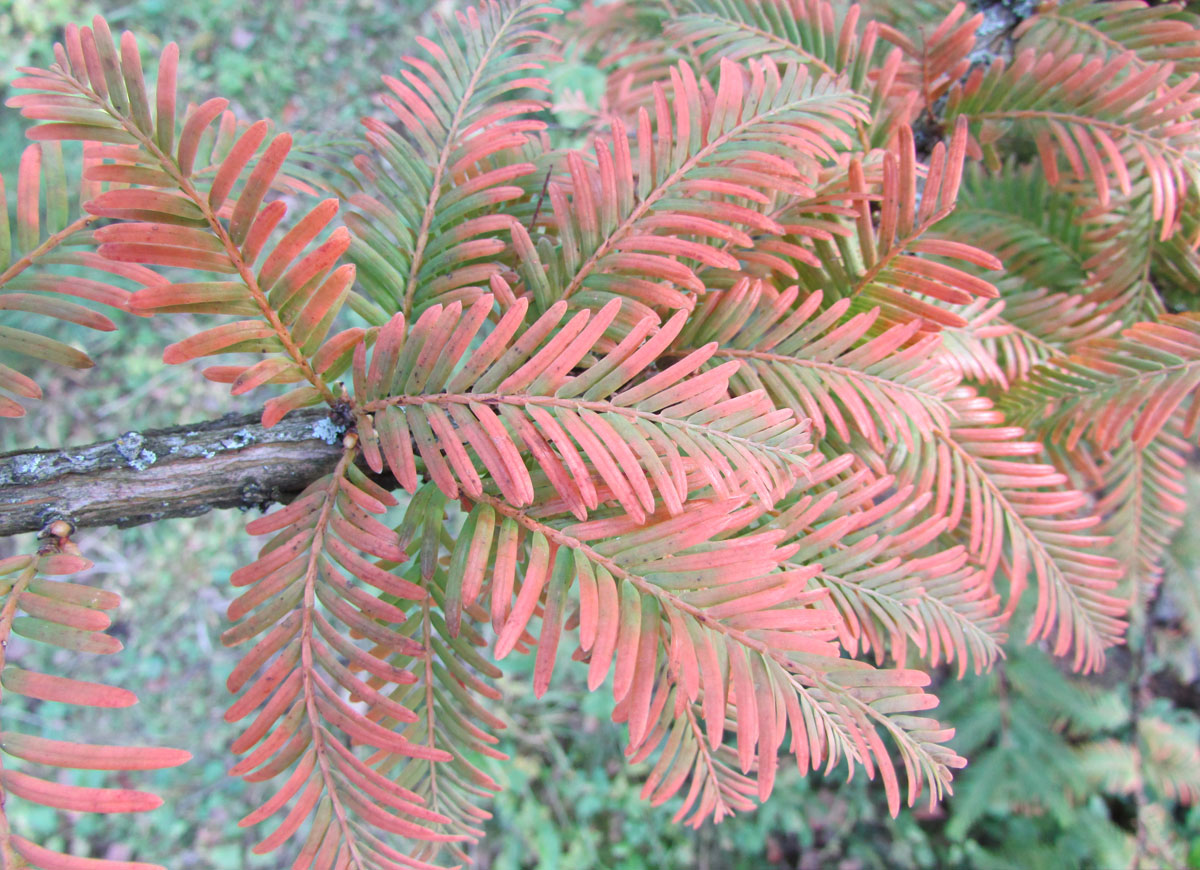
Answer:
(0, 408, 363, 535)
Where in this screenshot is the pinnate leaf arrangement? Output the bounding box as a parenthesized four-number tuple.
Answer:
(2, 0, 1200, 866)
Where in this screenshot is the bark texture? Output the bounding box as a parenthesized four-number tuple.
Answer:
(0, 408, 350, 535)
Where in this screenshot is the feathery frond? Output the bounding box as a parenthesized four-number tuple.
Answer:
(368, 485, 508, 867)
(945, 47, 1200, 238)
(929, 163, 1122, 383)
(0, 142, 148, 417)
(223, 446, 464, 867)
(459, 490, 965, 820)
(785, 121, 1002, 330)
(897, 390, 1126, 673)
(1079, 716, 1200, 806)
(764, 456, 1005, 675)
(345, 0, 560, 319)
(1014, 0, 1200, 77)
(521, 57, 868, 317)
(1077, 179, 1169, 324)
(876, 1, 981, 123)
(663, 0, 879, 86)
(6, 0, 1197, 863)
(935, 161, 1092, 299)
(0, 537, 189, 870)
(1094, 425, 1188, 603)
(1004, 313, 1200, 451)
(13, 19, 359, 424)
(355, 293, 812, 524)
(677, 281, 957, 452)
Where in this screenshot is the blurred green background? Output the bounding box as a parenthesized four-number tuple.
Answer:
(2, 1, 1200, 867)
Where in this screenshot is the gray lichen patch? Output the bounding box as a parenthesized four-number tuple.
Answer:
(114, 432, 158, 471)
(0, 406, 338, 494)
(311, 417, 345, 445)
(115, 432, 143, 462)
(221, 428, 257, 451)
(2, 453, 45, 485)
(0, 406, 348, 536)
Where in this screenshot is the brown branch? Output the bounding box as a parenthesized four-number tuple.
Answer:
(0, 408, 362, 536)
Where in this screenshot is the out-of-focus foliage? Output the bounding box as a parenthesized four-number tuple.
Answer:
(0, 1, 96, 87)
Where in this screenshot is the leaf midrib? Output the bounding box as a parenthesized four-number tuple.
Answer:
(559, 88, 859, 302)
(364, 390, 810, 463)
(718, 346, 950, 408)
(402, 2, 531, 318)
(668, 11, 837, 77)
(933, 428, 1110, 661)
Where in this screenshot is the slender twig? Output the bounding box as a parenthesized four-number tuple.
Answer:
(0, 215, 97, 288)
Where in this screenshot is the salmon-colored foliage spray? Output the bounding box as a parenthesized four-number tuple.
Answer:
(2, 0, 1200, 865)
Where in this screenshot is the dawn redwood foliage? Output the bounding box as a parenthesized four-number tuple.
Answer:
(1, 0, 1200, 866)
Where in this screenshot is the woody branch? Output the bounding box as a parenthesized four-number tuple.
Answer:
(0, 408, 378, 536)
